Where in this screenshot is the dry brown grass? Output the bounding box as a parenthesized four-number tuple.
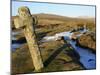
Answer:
(11, 13, 95, 74)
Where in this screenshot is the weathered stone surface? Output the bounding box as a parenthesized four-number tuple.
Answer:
(77, 32, 96, 52)
(14, 6, 44, 71)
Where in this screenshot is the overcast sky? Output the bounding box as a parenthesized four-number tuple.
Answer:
(12, 1, 95, 17)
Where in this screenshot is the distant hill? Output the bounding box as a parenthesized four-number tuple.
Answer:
(32, 13, 95, 21)
(78, 16, 95, 19)
(12, 13, 95, 30)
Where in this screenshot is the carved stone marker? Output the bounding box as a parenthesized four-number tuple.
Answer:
(13, 6, 44, 71)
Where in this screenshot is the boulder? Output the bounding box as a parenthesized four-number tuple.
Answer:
(77, 32, 96, 52)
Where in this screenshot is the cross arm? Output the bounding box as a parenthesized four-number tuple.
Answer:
(14, 16, 25, 29)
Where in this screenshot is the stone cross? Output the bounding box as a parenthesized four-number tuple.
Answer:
(13, 6, 44, 71)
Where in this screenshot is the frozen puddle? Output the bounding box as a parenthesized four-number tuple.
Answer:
(69, 40, 96, 69)
(12, 44, 23, 51)
(41, 29, 96, 69)
(12, 28, 96, 69)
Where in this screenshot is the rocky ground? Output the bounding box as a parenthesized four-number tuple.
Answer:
(76, 32, 96, 53)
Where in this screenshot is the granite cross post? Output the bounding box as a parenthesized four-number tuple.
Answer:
(13, 6, 44, 71)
